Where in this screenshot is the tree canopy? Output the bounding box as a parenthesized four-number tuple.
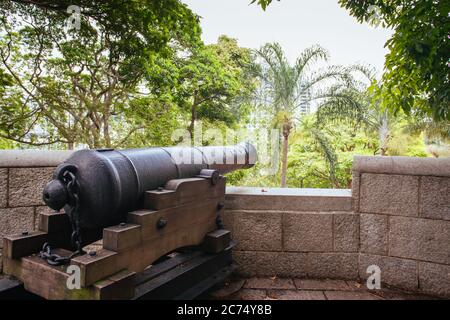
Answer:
(0, 1, 202, 147)
(0, 0, 202, 68)
(0, 0, 256, 149)
(253, 0, 450, 121)
(339, 0, 449, 121)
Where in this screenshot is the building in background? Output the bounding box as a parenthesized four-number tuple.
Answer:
(298, 84, 311, 116)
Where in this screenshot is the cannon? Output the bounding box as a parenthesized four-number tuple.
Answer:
(1, 143, 257, 300)
(43, 143, 257, 230)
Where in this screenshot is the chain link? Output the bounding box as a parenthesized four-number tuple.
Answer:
(39, 169, 83, 266)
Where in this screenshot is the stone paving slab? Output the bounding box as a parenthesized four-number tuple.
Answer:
(210, 279, 245, 299)
(267, 290, 326, 300)
(231, 289, 268, 300)
(244, 277, 295, 290)
(369, 289, 437, 300)
(345, 280, 366, 291)
(294, 279, 351, 291)
(323, 291, 383, 300)
(211, 277, 440, 301)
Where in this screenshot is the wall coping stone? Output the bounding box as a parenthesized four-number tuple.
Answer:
(353, 156, 450, 177)
(225, 187, 352, 212)
(0, 150, 74, 168)
(226, 187, 351, 197)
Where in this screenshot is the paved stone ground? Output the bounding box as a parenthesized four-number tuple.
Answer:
(209, 277, 440, 300)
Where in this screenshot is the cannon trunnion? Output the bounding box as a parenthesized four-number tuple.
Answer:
(1, 144, 256, 300)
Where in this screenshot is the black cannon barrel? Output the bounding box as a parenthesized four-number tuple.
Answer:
(43, 143, 257, 229)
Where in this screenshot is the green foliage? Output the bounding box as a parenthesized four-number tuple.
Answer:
(287, 115, 366, 188)
(0, 2, 258, 150)
(250, 0, 278, 10)
(146, 35, 257, 139)
(252, 0, 449, 120)
(0, 68, 12, 87)
(0, 15, 255, 148)
(114, 97, 181, 148)
(254, 42, 358, 186)
(338, 0, 450, 121)
(0, 0, 202, 73)
(0, 137, 15, 149)
(235, 110, 430, 189)
(0, 0, 203, 148)
(403, 116, 450, 143)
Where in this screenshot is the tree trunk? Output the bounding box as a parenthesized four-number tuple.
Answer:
(188, 96, 198, 143)
(379, 110, 389, 156)
(67, 141, 74, 150)
(103, 115, 111, 148)
(280, 120, 291, 188)
(188, 107, 195, 142)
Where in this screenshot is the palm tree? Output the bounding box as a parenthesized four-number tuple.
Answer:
(315, 68, 398, 156)
(255, 43, 355, 187)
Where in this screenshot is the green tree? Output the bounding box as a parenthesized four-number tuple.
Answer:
(0, 0, 201, 76)
(0, 23, 164, 148)
(316, 70, 400, 156)
(0, 0, 201, 148)
(315, 68, 442, 158)
(255, 43, 355, 187)
(147, 36, 257, 141)
(338, 0, 449, 121)
(288, 116, 377, 188)
(232, 114, 379, 189)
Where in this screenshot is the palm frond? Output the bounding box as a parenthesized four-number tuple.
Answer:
(294, 45, 329, 81)
(301, 66, 353, 94)
(351, 64, 377, 82)
(310, 128, 337, 183)
(316, 90, 366, 125)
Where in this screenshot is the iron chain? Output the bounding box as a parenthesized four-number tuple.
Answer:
(39, 169, 83, 266)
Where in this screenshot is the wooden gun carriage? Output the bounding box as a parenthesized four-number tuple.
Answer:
(1, 144, 256, 300)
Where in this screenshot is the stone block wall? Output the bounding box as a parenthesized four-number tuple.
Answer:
(225, 156, 450, 298)
(224, 188, 359, 280)
(0, 150, 73, 272)
(352, 156, 450, 298)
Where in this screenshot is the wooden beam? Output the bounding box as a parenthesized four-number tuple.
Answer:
(128, 199, 219, 242)
(133, 244, 234, 300)
(133, 251, 202, 285)
(144, 177, 225, 210)
(71, 216, 217, 287)
(3, 232, 48, 259)
(21, 249, 73, 300)
(2, 176, 230, 300)
(202, 229, 231, 254)
(38, 211, 71, 233)
(94, 270, 136, 300)
(16, 249, 136, 300)
(71, 249, 119, 287)
(103, 224, 142, 253)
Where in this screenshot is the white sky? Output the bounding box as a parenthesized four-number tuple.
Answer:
(182, 0, 393, 75)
